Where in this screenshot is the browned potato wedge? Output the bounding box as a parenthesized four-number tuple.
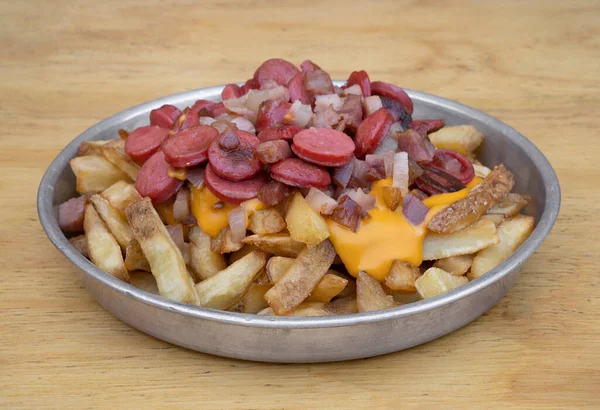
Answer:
(382, 186, 402, 211)
(70, 155, 131, 194)
(356, 271, 397, 312)
(229, 284, 272, 314)
(487, 193, 531, 217)
(266, 256, 295, 283)
(307, 273, 348, 303)
(101, 181, 142, 214)
(389, 290, 422, 305)
(415, 267, 468, 298)
(188, 226, 227, 281)
(100, 139, 139, 181)
(428, 125, 484, 155)
(264, 240, 336, 315)
(385, 260, 421, 292)
(469, 215, 535, 279)
(423, 219, 499, 260)
(257, 307, 275, 316)
(211, 227, 244, 254)
(195, 251, 267, 310)
(481, 214, 505, 225)
(126, 198, 198, 304)
(433, 254, 473, 276)
(124, 240, 150, 272)
(242, 234, 305, 257)
(83, 204, 129, 282)
(129, 270, 159, 294)
(428, 164, 514, 233)
(287, 302, 330, 317)
(89, 194, 134, 249)
(285, 192, 330, 246)
(325, 296, 358, 315)
(249, 209, 286, 235)
(77, 140, 109, 156)
(228, 244, 257, 264)
(69, 234, 89, 258)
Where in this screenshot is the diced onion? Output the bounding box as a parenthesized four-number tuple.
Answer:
(245, 86, 290, 113)
(285, 100, 313, 127)
(392, 152, 409, 195)
(173, 187, 191, 223)
(346, 189, 376, 212)
(199, 116, 216, 126)
(228, 207, 247, 242)
(186, 167, 205, 188)
(332, 160, 354, 188)
(363, 95, 383, 116)
(231, 116, 256, 133)
(386, 121, 405, 139)
(305, 188, 338, 215)
(372, 137, 398, 156)
(343, 84, 363, 96)
(402, 193, 429, 226)
(315, 94, 343, 112)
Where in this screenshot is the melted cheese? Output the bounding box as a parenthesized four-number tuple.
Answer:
(327, 178, 480, 281)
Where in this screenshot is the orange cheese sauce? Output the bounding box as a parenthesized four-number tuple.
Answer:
(327, 177, 481, 281)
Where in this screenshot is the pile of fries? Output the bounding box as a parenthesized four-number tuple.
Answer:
(65, 124, 534, 317)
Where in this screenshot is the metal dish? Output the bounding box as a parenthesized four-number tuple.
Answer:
(37, 83, 560, 363)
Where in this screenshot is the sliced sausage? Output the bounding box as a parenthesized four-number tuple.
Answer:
(171, 107, 200, 134)
(253, 58, 300, 88)
(410, 119, 445, 137)
(58, 194, 89, 233)
(255, 100, 292, 133)
(204, 164, 269, 205)
(150, 105, 182, 129)
(258, 181, 291, 206)
(211, 102, 227, 117)
(208, 129, 262, 181)
(345, 70, 371, 97)
(125, 125, 170, 165)
(256, 140, 293, 164)
(257, 125, 304, 142)
(240, 78, 257, 95)
(380, 96, 412, 129)
(292, 128, 355, 167)
(270, 158, 331, 189)
(287, 72, 310, 104)
(136, 151, 183, 203)
(370, 81, 414, 114)
(191, 99, 216, 117)
(300, 60, 321, 72)
(354, 108, 393, 159)
(162, 125, 219, 168)
(222, 84, 242, 101)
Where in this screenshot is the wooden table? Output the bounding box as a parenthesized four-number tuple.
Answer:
(1, 1, 598, 408)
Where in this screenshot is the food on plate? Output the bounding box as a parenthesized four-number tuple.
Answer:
(58, 58, 535, 316)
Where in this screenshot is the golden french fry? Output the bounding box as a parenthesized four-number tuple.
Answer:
(487, 193, 531, 217)
(257, 307, 275, 316)
(195, 251, 267, 310)
(229, 283, 272, 314)
(264, 240, 336, 315)
(335, 273, 356, 299)
(70, 155, 131, 194)
(249, 209, 286, 235)
(415, 267, 468, 298)
(228, 244, 257, 265)
(423, 219, 499, 260)
(307, 273, 348, 303)
(126, 198, 198, 304)
(428, 164, 514, 233)
(77, 140, 109, 157)
(100, 139, 139, 181)
(324, 296, 358, 315)
(90, 194, 134, 249)
(433, 254, 473, 276)
(69, 234, 89, 258)
(481, 214, 505, 225)
(242, 234, 306, 257)
(285, 192, 330, 246)
(211, 227, 244, 254)
(469, 215, 535, 279)
(389, 290, 422, 305)
(124, 240, 150, 272)
(428, 125, 484, 156)
(266, 256, 294, 283)
(129, 270, 159, 294)
(385, 260, 421, 292)
(83, 204, 129, 282)
(188, 226, 227, 281)
(356, 271, 397, 313)
(100, 181, 142, 214)
(286, 302, 330, 317)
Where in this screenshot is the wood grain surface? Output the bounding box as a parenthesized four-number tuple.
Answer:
(1, 0, 599, 408)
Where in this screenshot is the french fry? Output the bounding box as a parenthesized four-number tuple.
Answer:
(249, 209, 286, 235)
(415, 267, 468, 298)
(242, 233, 306, 257)
(385, 260, 421, 292)
(285, 192, 330, 246)
(100, 139, 139, 181)
(265, 256, 294, 283)
(70, 155, 131, 194)
(487, 193, 531, 217)
(389, 290, 422, 305)
(211, 227, 244, 254)
(126, 198, 198, 304)
(307, 273, 349, 303)
(428, 125, 484, 156)
(325, 296, 358, 315)
(124, 240, 150, 272)
(187, 226, 227, 281)
(481, 214, 505, 225)
(423, 219, 499, 260)
(469, 215, 535, 279)
(287, 302, 330, 316)
(335, 273, 357, 299)
(229, 284, 272, 314)
(77, 140, 109, 157)
(83, 204, 129, 282)
(257, 307, 275, 316)
(100, 181, 142, 214)
(433, 254, 473, 276)
(129, 270, 159, 294)
(264, 239, 336, 315)
(69, 234, 89, 258)
(228, 244, 257, 264)
(428, 164, 514, 233)
(356, 271, 397, 313)
(195, 251, 267, 310)
(89, 194, 134, 249)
